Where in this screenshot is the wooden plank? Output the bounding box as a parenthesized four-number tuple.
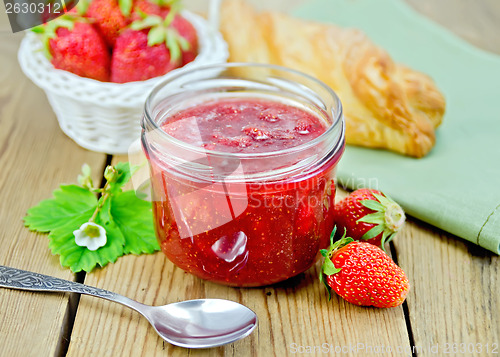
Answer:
(395, 222, 500, 357)
(0, 26, 107, 357)
(394, 1, 500, 356)
(68, 254, 412, 356)
(67, 155, 411, 356)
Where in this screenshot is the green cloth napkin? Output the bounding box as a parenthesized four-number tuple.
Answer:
(293, 0, 500, 254)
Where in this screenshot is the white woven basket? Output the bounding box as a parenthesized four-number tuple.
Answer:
(18, 9, 228, 154)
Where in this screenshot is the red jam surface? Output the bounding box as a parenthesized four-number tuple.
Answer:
(162, 98, 326, 153)
(150, 98, 341, 286)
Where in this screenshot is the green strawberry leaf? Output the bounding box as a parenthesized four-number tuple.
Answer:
(163, 2, 178, 26)
(118, 0, 133, 16)
(147, 26, 166, 46)
(31, 25, 45, 34)
(372, 192, 393, 207)
(24, 162, 159, 273)
(322, 257, 340, 276)
(328, 233, 353, 253)
(76, 0, 90, 15)
(32, 14, 84, 59)
(116, 161, 138, 185)
(360, 199, 384, 212)
(135, 9, 149, 20)
(165, 30, 181, 63)
(361, 224, 385, 240)
(329, 225, 337, 245)
(178, 35, 190, 51)
(379, 231, 397, 253)
(319, 269, 332, 300)
(357, 211, 384, 225)
(25, 185, 97, 232)
(131, 15, 163, 30)
(49, 206, 125, 273)
(131, 9, 190, 64)
(151, 0, 181, 7)
(54, 18, 75, 30)
(110, 191, 159, 254)
(319, 226, 354, 300)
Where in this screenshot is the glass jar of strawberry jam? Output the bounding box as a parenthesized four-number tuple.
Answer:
(142, 63, 344, 287)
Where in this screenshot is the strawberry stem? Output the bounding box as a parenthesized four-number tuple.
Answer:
(31, 13, 86, 59)
(384, 203, 405, 231)
(130, 8, 189, 65)
(358, 192, 406, 248)
(325, 228, 353, 259)
(118, 0, 133, 16)
(149, 0, 181, 7)
(319, 226, 355, 300)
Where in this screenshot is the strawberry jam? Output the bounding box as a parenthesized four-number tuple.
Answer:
(142, 64, 344, 287)
(162, 99, 326, 153)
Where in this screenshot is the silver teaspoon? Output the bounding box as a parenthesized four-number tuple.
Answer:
(0, 265, 257, 349)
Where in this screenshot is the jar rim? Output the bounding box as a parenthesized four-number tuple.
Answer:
(143, 62, 344, 160)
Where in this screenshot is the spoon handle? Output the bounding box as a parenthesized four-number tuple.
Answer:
(0, 265, 146, 313)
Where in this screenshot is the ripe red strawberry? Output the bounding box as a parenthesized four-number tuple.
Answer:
(110, 28, 177, 83)
(131, 0, 197, 65)
(131, 0, 177, 20)
(32, 15, 110, 82)
(320, 228, 410, 308)
(335, 188, 405, 249)
(171, 14, 198, 65)
(110, 13, 190, 83)
(86, 0, 133, 47)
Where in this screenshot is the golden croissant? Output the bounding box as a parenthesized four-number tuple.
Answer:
(219, 0, 446, 157)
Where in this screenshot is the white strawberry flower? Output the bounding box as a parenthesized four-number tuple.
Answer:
(73, 222, 107, 251)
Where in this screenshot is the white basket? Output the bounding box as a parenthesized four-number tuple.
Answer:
(18, 10, 228, 154)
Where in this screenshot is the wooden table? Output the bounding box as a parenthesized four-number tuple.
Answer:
(1, 1, 499, 356)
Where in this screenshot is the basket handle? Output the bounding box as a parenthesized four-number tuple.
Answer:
(208, 0, 222, 34)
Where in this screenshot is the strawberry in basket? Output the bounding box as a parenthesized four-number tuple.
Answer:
(33, 0, 198, 83)
(132, 0, 198, 65)
(171, 13, 198, 65)
(21, 0, 226, 154)
(110, 11, 196, 83)
(132, 0, 174, 19)
(32, 14, 111, 81)
(86, 0, 133, 47)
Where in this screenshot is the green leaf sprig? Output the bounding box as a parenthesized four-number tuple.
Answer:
(24, 162, 159, 273)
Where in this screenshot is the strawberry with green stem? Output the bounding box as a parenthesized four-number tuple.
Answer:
(319, 227, 410, 308)
(334, 188, 405, 250)
(110, 11, 190, 83)
(86, 0, 134, 47)
(170, 11, 198, 65)
(32, 14, 110, 81)
(132, 0, 198, 66)
(132, 0, 181, 20)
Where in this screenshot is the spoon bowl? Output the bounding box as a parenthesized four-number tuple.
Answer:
(0, 265, 257, 349)
(144, 299, 257, 348)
